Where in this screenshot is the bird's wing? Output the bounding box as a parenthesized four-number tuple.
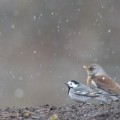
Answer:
(93, 75, 120, 95)
(74, 90, 100, 97)
(74, 90, 119, 97)
(75, 90, 89, 95)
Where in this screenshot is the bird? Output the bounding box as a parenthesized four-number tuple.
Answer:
(83, 64, 120, 96)
(65, 80, 116, 104)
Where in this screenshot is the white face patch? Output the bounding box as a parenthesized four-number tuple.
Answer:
(67, 81, 78, 88)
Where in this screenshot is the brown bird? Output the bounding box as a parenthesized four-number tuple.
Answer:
(83, 64, 120, 96)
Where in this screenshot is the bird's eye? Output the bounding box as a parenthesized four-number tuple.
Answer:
(70, 83, 72, 85)
(89, 67, 94, 71)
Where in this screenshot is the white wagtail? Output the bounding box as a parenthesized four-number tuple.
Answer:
(65, 80, 119, 104)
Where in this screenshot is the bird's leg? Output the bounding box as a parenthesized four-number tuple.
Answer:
(90, 80, 99, 93)
(86, 76, 99, 93)
(91, 84, 98, 93)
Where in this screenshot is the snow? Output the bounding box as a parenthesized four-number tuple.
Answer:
(33, 50, 37, 54)
(11, 24, 15, 29)
(108, 29, 111, 33)
(112, 50, 115, 54)
(15, 89, 24, 98)
(57, 25, 60, 32)
(51, 12, 54, 15)
(33, 16, 36, 21)
(57, 25, 60, 28)
(30, 75, 33, 79)
(97, 13, 102, 18)
(65, 19, 69, 22)
(19, 77, 23, 80)
(12, 75, 16, 79)
(77, 8, 80, 12)
(40, 13, 43, 16)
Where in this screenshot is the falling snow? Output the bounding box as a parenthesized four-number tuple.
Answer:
(15, 89, 24, 98)
(33, 50, 37, 54)
(97, 13, 102, 18)
(33, 16, 36, 21)
(77, 8, 80, 12)
(51, 12, 54, 15)
(112, 51, 115, 54)
(12, 75, 16, 79)
(65, 19, 69, 22)
(19, 77, 23, 80)
(30, 75, 33, 79)
(57, 25, 60, 28)
(11, 24, 15, 29)
(40, 13, 43, 16)
(108, 29, 111, 33)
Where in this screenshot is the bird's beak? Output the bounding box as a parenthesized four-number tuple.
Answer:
(83, 65, 90, 76)
(83, 65, 89, 70)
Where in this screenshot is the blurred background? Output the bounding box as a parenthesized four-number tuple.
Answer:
(0, 0, 120, 107)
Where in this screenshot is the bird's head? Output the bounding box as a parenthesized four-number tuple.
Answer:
(65, 80, 80, 88)
(83, 64, 106, 76)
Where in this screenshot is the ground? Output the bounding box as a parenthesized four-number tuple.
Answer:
(0, 101, 120, 120)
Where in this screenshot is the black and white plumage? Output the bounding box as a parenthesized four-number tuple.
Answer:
(65, 80, 119, 104)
